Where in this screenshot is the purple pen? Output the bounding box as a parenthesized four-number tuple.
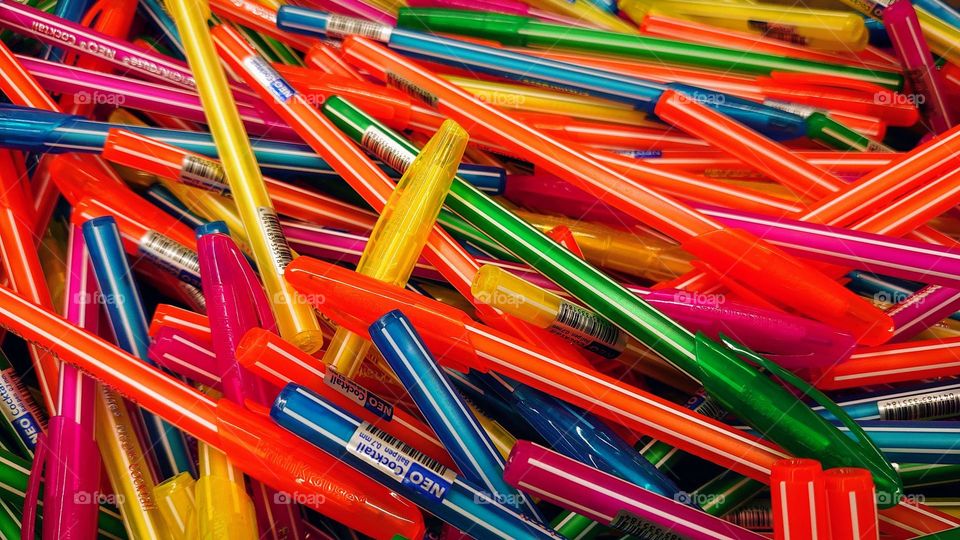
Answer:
(407, 0, 600, 27)
(197, 232, 305, 540)
(42, 225, 101, 539)
(695, 204, 960, 288)
(148, 327, 222, 389)
(504, 441, 765, 539)
(884, 0, 955, 135)
(299, 0, 396, 25)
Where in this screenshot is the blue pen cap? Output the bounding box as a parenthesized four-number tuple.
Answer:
(455, 163, 505, 194)
(196, 221, 230, 238)
(665, 83, 808, 141)
(0, 105, 81, 152)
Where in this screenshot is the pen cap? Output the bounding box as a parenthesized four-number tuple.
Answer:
(197, 221, 230, 237)
(154, 472, 198, 538)
(823, 468, 879, 540)
(0, 107, 78, 151)
(471, 265, 561, 327)
(770, 458, 829, 540)
(397, 8, 531, 45)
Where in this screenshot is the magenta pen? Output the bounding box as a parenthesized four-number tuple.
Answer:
(148, 327, 223, 389)
(504, 440, 765, 539)
(298, 0, 397, 25)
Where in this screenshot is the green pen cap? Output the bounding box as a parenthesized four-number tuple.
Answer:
(398, 8, 532, 46)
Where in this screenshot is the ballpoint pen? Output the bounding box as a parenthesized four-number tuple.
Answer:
(149, 326, 222, 389)
(320, 120, 465, 376)
(391, 8, 902, 88)
(271, 383, 566, 538)
(167, 0, 323, 352)
(370, 310, 542, 519)
(407, 0, 597, 27)
(503, 440, 765, 539)
(0, 349, 42, 458)
(210, 0, 319, 50)
(299, 0, 396, 24)
(138, 0, 186, 59)
(770, 459, 828, 540)
(279, 8, 814, 140)
(814, 336, 960, 390)
(153, 472, 196, 538)
(284, 257, 905, 503)
(830, 421, 960, 465)
(82, 217, 195, 479)
(193, 426, 259, 540)
(835, 0, 960, 66)
(828, 381, 960, 421)
(146, 184, 209, 230)
(824, 468, 879, 539)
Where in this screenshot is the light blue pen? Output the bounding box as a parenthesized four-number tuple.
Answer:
(275, 7, 808, 140)
(913, 0, 960, 30)
(81, 216, 196, 479)
(369, 310, 544, 522)
(836, 421, 960, 464)
(823, 381, 960, 421)
(271, 383, 565, 540)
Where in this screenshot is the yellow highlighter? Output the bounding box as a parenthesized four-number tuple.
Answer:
(192, 443, 258, 540)
(166, 0, 323, 352)
(619, 0, 869, 51)
(445, 75, 653, 127)
(322, 120, 468, 377)
(154, 472, 197, 540)
(96, 388, 170, 540)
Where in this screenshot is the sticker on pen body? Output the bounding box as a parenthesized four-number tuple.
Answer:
(138, 230, 202, 287)
(609, 510, 684, 540)
(747, 20, 808, 45)
(0, 369, 42, 450)
(256, 207, 294, 274)
(348, 422, 456, 502)
(386, 72, 438, 106)
(242, 56, 296, 103)
(361, 126, 415, 174)
(324, 366, 394, 421)
(878, 390, 960, 420)
(179, 155, 231, 196)
(324, 14, 393, 42)
(549, 301, 626, 359)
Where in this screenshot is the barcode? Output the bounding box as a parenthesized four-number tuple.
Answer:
(550, 301, 625, 358)
(387, 72, 438, 106)
(693, 394, 726, 420)
(747, 20, 808, 45)
(609, 511, 684, 539)
(138, 231, 202, 287)
(257, 207, 294, 273)
(361, 423, 449, 477)
(879, 390, 960, 420)
(179, 155, 231, 196)
(325, 14, 392, 42)
(763, 99, 820, 119)
(725, 505, 772, 531)
(361, 127, 414, 174)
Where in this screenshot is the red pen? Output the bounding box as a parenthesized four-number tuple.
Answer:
(771, 459, 830, 540)
(824, 468, 879, 540)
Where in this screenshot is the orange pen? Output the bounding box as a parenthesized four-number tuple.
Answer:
(102, 128, 378, 232)
(209, 0, 317, 51)
(339, 35, 891, 343)
(305, 41, 365, 80)
(0, 283, 427, 539)
(815, 337, 960, 390)
(148, 304, 213, 340)
(654, 150, 897, 177)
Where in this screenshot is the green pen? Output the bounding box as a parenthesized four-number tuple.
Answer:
(899, 463, 960, 488)
(395, 8, 904, 89)
(320, 95, 904, 505)
(552, 512, 607, 539)
(692, 471, 765, 517)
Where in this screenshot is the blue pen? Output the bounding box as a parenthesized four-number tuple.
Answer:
(275, 7, 807, 140)
(369, 310, 543, 521)
(0, 105, 506, 192)
(271, 383, 565, 539)
(913, 0, 960, 31)
(825, 381, 960, 421)
(81, 216, 196, 479)
(475, 372, 684, 501)
(839, 421, 960, 465)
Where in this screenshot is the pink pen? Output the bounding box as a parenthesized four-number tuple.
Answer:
(504, 440, 766, 539)
(148, 327, 222, 389)
(298, 0, 396, 24)
(197, 232, 305, 540)
(884, 0, 955, 135)
(41, 225, 102, 539)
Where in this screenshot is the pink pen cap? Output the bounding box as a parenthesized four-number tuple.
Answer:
(148, 327, 222, 389)
(504, 440, 765, 539)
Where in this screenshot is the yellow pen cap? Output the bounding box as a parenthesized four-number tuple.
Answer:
(470, 264, 562, 328)
(194, 443, 258, 540)
(154, 472, 198, 539)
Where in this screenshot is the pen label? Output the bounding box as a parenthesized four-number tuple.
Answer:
(256, 207, 294, 274)
(325, 14, 393, 42)
(348, 422, 456, 502)
(386, 72, 438, 107)
(747, 20, 808, 45)
(878, 390, 960, 420)
(0, 368, 41, 450)
(324, 366, 395, 421)
(762, 99, 820, 119)
(243, 56, 296, 103)
(550, 301, 626, 359)
(138, 230, 202, 287)
(361, 126, 415, 174)
(609, 510, 684, 539)
(179, 155, 231, 196)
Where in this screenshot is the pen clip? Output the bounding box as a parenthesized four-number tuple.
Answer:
(718, 334, 890, 473)
(22, 431, 48, 540)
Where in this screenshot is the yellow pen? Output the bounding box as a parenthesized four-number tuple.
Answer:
(154, 472, 197, 540)
(467, 401, 516, 460)
(525, 0, 639, 33)
(510, 209, 693, 281)
(96, 388, 170, 539)
(322, 119, 468, 376)
(166, 0, 323, 352)
(444, 75, 653, 126)
(619, 0, 869, 51)
(194, 442, 259, 540)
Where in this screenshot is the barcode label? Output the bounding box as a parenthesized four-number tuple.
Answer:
(387, 72, 438, 106)
(549, 301, 626, 359)
(361, 126, 415, 174)
(763, 99, 820, 118)
(610, 511, 684, 539)
(687, 391, 726, 420)
(879, 390, 960, 420)
(0, 369, 42, 450)
(179, 155, 231, 196)
(726, 505, 773, 531)
(747, 20, 808, 45)
(138, 231, 202, 287)
(325, 14, 392, 42)
(256, 207, 294, 274)
(324, 366, 394, 421)
(348, 422, 456, 502)
(242, 55, 296, 103)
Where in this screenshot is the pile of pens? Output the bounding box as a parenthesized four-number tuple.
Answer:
(0, 0, 958, 536)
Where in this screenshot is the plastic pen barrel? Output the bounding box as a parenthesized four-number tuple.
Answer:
(153, 472, 197, 539)
(770, 459, 829, 540)
(824, 468, 879, 540)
